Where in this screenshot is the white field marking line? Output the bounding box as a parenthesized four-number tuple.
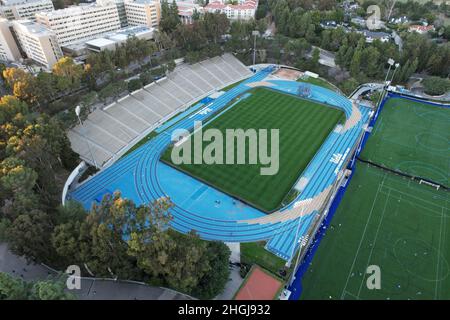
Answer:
(441, 207, 448, 295)
(378, 190, 442, 216)
(377, 142, 448, 163)
(394, 194, 402, 217)
(343, 290, 359, 300)
(340, 174, 386, 299)
(435, 206, 445, 300)
(357, 188, 391, 298)
(372, 118, 383, 135)
(380, 185, 448, 211)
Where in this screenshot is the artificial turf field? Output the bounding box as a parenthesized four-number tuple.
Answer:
(360, 97, 449, 186)
(161, 88, 344, 212)
(300, 97, 450, 300)
(300, 163, 450, 300)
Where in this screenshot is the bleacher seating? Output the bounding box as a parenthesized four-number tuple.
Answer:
(68, 54, 252, 166)
(70, 66, 372, 262)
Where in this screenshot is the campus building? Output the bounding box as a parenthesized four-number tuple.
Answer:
(35, 3, 121, 46)
(97, 0, 128, 27)
(0, 18, 21, 61)
(62, 25, 154, 56)
(408, 24, 435, 34)
(0, 0, 54, 21)
(175, 0, 203, 24)
(124, 0, 161, 29)
(204, 0, 258, 21)
(11, 19, 62, 68)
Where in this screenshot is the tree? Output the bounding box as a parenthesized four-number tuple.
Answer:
(52, 57, 83, 92)
(160, 0, 181, 33)
(422, 77, 450, 96)
(0, 157, 40, 220)
(363, 46, 381, 78)
(6, 120, 66, 205)
(34, 72, 58, 105)
(52, 192, 144, 280)
(139, 71, 154, 86)
(0, 272, 29, 300)
(30, 278, 75, 300)
(52, 0, 65, 9)
(51, 220, 88, 270)
(0, 63, 6, 80)
(0, 273, 75, 300)
(55, 200, 86, 225)
(6, 211, 55, 264)
(0, 95, 28, 124)
(2, 68, 37, 105)
(167, 60, 176, 72)
(202, 12, 230, 44)
(0, 157, 37, 194)
(127, 79, 142, 92)
(126, 196, 229, 294)
(0, 218, 11, 241)
(310, 47, 320, 72)
(340, 77, 360, 96)
(98, 81, 127, 103)
(191, 241, 230, 299)
(128, 228, 212, 293)
(350, 47, 362, 77)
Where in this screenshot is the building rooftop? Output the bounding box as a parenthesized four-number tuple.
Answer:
(1, 0, 50, 5)
(85, 37, 116, 47)
(36, 3, 112, 18)
(128, 0, 157, 4)
(13, 19, 53, 35)
(409, 25, 434, 32)
(62, 25, 154, 52)
(206, 0, 258, 10)
(113, 25, 153, 36)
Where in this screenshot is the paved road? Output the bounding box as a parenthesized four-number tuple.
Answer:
(392, 31, 403, 51)
(0, 243, 194, 300)
(308, 46, 336, 68)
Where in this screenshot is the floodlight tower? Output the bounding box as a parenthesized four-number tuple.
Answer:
(386, 58, 395, 84)
(252, 30, 259, 66)
(375, 58, 395, 113)
(390, 62, 401, 85)
(287, 205, 306, 288)
(380, 62, 400, 102)
(75, 105, 98, 169)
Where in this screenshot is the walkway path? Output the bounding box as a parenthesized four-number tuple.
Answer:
(0, 243, 194, 300)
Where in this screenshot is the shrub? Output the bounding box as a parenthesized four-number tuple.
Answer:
(422, 76, 450, 96)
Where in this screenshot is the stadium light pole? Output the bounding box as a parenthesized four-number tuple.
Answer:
(390, 63, 400, 86)
(252, 30, 259, 66)
(375, 58, 395, 112)
(75, 105, 98, 169)
(379, 62, 400, 103)
(287, 206, 306, 288)
(384, 58, 395, 91)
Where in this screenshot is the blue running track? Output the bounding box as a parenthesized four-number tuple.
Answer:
(70, 67, 371, 261)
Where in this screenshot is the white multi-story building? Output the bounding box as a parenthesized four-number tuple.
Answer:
(97, 0, 128, 27)
(0, 17, 21, 61)
(0, 0, 54, 21)
(204, 0, 258, 21)
(124, 0, 160, 29)
(35, 3, 121, 46)
(12, 19, 62, 68)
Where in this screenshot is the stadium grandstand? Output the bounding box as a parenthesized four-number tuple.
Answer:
(69, 65, 371, 262)
(68, 53, 252, 167)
